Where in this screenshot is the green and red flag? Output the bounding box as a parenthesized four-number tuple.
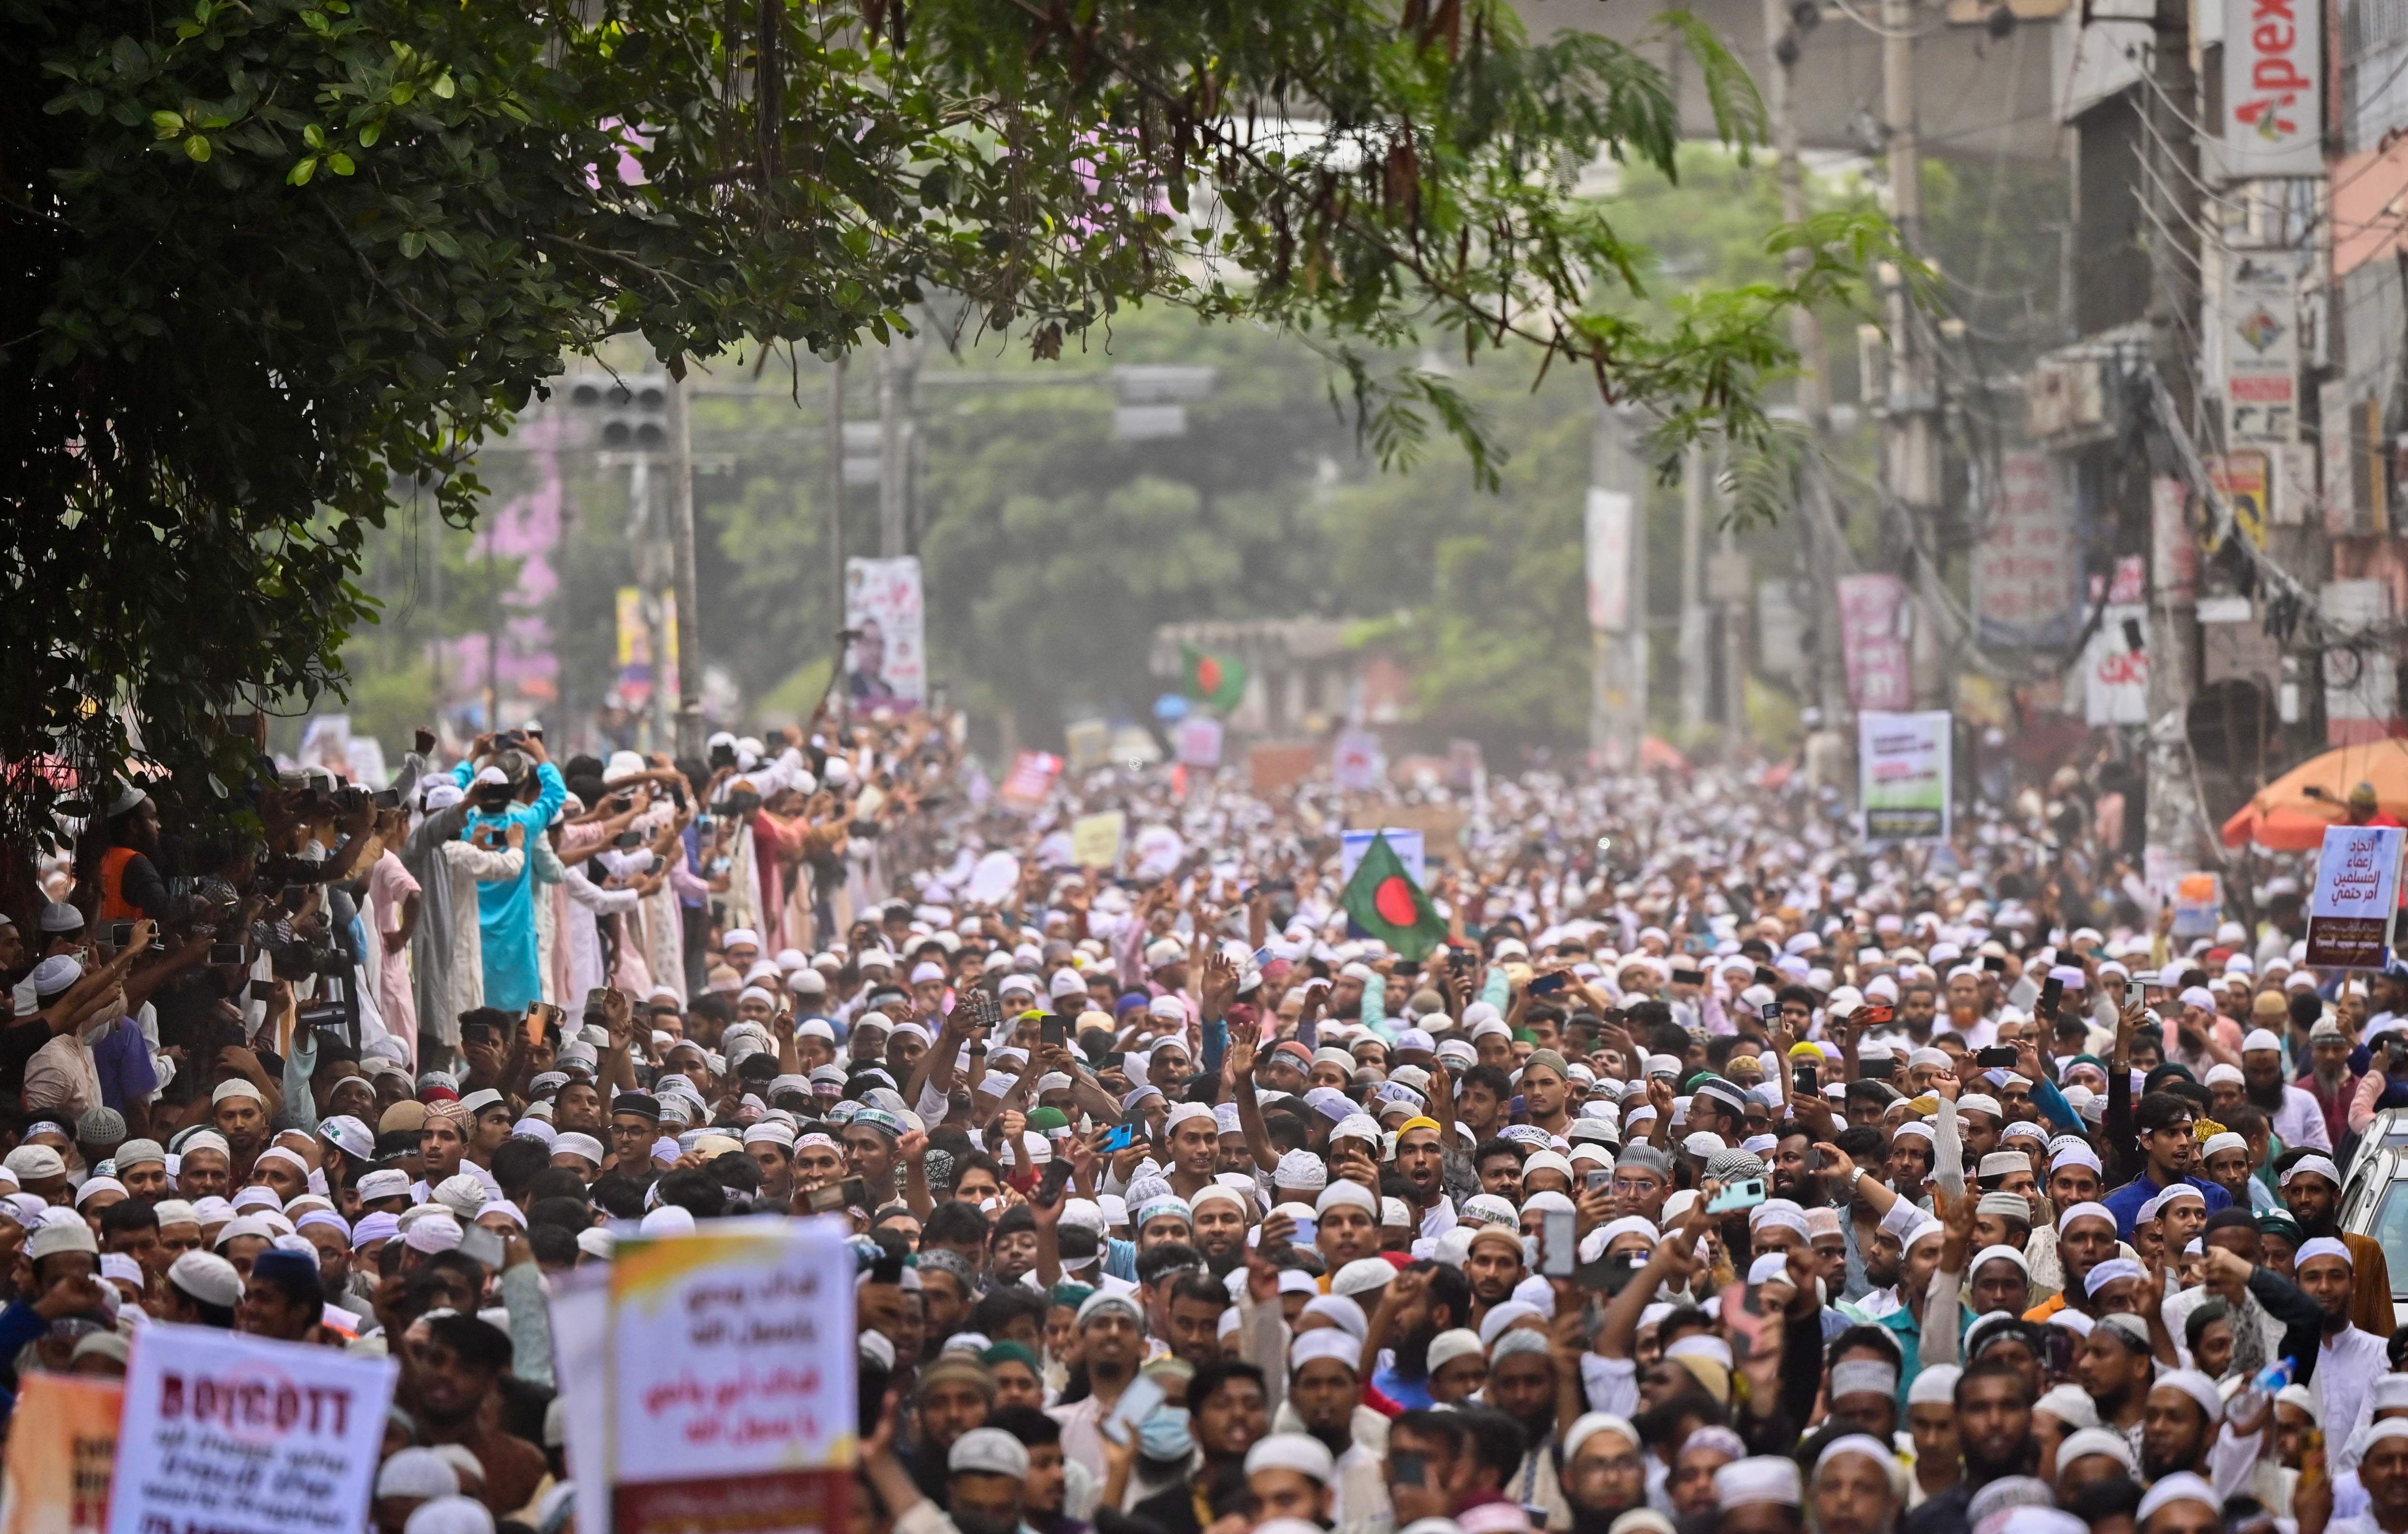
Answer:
(1181, 646, 1249, 712)
(1341, 832, 1449, 960)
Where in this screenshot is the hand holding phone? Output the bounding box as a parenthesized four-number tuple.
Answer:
(1705, 1177, 1768, 1214)
(1103, 1374, 1167, 1446)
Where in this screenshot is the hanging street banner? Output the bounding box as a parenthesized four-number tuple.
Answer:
(842, 556, 926, 708)
(1836, 574, 1914, 711)
(1973, 452, 2078, 649)
(2222, 257, 2300, 446)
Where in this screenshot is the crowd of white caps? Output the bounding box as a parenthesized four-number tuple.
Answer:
(12, 730, 2408, 1534)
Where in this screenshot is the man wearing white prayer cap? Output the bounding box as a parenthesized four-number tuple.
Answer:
(1244, 1434, 1336, 1525)
(1712, 1456, 1803, 1534)
(946, 1427, 1031, 1534)
(1809, 1436, 1901, 1534)
(2133, 1472, 2218, 1534)
(2140, 1368, 2225, 1485)
(2241, 1026, 2332, 1150)
(2350, 1420, 2408, 1534)
(1559, 1414, 1646, 1532)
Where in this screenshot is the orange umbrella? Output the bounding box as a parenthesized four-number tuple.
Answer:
(2220, 739, 2408, 850)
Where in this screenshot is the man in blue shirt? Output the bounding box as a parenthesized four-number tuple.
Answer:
(449, 736, 565, 1014)
(2101, 1090, 2231, 1237)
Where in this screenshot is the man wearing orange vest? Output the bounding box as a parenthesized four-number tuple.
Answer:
(93, 784, 171, 924)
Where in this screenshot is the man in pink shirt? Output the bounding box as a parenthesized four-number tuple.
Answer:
(367, 845, 422, 1067)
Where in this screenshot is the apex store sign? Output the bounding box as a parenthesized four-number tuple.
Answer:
(2220, 0, 2323, 180)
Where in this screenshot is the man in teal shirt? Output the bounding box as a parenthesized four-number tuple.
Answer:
(449, 736, 565, 1014)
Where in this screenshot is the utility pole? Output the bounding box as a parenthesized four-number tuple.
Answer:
(1720, 514, 1751, 745)
(483, 531, 500, 732)
(1589, 402, 1648, 768)
(1763, 0, 1854, 739)
(1679, 440, 1711, 728)
(876, 340, 917, 556)
(664, 367, 705, 759)
(630, 452, 672, 751)
(2143, 0, 2207, 885)
(826, 357, 848, 721)
(1882, 0, 1945, 714)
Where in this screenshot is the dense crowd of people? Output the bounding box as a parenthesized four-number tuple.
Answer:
(6, 708, 2408, 1534)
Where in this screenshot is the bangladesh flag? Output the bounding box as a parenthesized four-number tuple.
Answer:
(1342, 832, 1449, 960)
(1182, 646, 1249, 712)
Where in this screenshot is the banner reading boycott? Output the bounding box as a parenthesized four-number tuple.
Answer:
(607, 1215, 857, 1534)
(107, 1324, 395, 1534)
(2306, 824, 2405, 968)
(1858, 711, 1953, 843)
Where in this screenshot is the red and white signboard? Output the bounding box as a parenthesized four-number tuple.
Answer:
(2220, 0, 2321, 180)
(997, 750, 1061, 812)
(2082, 603, 2152, 725)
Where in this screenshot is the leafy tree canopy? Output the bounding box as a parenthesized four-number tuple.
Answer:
(3, 0, 1892, 838)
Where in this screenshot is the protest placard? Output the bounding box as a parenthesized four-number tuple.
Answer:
(1341, 829, 1427, 889)
(1175, 715, 1224, 768)
(1858, 711, 1953, 843)
(2171, 872, 2224, 940)
(997, 751, 1061, 812)
(2, 1374, 121, 1534)
(107, 1324, 395, 1534)
(608, 1216, 857, 1534)
(1069, 811, 1127, 870)
(2305, 824, 2405, 968)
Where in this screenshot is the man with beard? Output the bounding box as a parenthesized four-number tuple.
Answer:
(909, 1356, 997, 1500)
(1131, 1361, 1267, 1534)
(1049, 1291, 1146, 1478)
(1899, 1359, 2032, 1534)
(1810, 1435, 1904, 1534)
(2241, 1023, 2331, 1150)
(1187, 1185, 1251, 1275)
(1897, 980, 1938, 1045)
(2163, 1211, 2326, 1376)
(2140, 1370, 2232, 1490)
(1767, 1122, 1830, 1209)
(1286, 1331, 1385, 1524)
(943, 1428, 1030, 1534)
(2075, 1311, 2156, 1446)
(2303, 1015, 2360, 1148)
(2296, 1236, 2393, 1469)
(2281, 1155, 2397, 1336)
(1365, 1261, 1470, 1410)
(2197, 1132, 2260, 1216)
(1559, 1413, 1647, 1534)
(1485, 1330, 1567, 1521)
(1463, 1225, 1528, 1327)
